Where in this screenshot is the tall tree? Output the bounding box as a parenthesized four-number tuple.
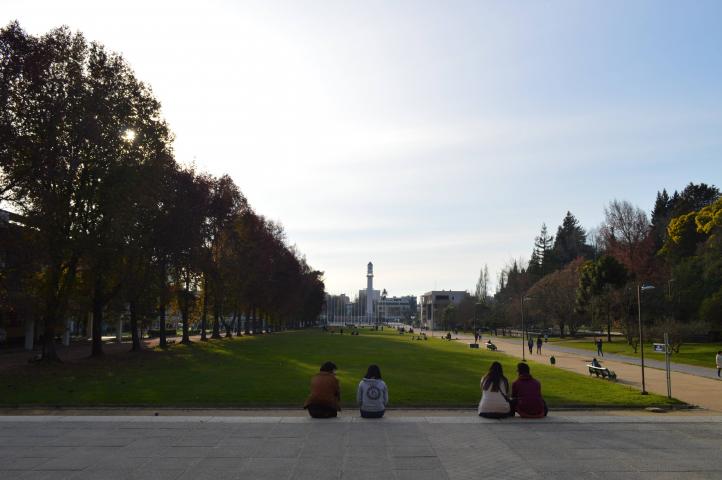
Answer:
(474, 264, 490, 303)
(551, 211, 588, 266)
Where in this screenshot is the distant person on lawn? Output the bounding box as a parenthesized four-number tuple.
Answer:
(478, 361, 512, 418)
(511, 363, 548, 418)
(304, 361, 341, 418)
(528, 337, 534, 355)
(536, 336, 543, 354)
(357, 364, 388, 418)
(596, 338, 603, 357)
(716, 351, 722, 378)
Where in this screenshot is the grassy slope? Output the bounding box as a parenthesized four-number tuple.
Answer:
(549, 338, 720, 369)
(0, 329, 677, 407)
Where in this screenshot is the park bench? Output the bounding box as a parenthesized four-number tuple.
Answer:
(587, 364, 617, 381)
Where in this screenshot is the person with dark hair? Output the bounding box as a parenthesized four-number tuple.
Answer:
(527, 337, 534, 355)
(304, 362, 341, 418)
(511, 362, 547, 418)
(536, 336, 543, 355)
(716, 351, 722, 378)
(478, 361, 512, 418)
(596, 338, 604, 357)
(357, 364, 388, 418)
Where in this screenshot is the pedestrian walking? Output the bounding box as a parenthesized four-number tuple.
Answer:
(474, 332, 479, 344)
(527, 337, 534, 355)
(716, 351, 722, 378)
(536, 336, 543, 355)
(596, 338, 603, 357)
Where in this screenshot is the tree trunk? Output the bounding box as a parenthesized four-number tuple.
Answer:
(251, 306, 257, 334)
(181, 276, 191, 345)
(41, 316, 60, 362)
(244, 309, 250, 335)
(234, 311, 242, 336)
(159, 261, 167, 348)
(200, 275, 208, 341)
(130, 300, 141, 352)
(91, 284, 104, 357)
(558, 321, 565, 338)
(605, 298, 612, 342)
(211, 300, 222, 339)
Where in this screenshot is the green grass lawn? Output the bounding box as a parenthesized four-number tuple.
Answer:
(0, 329, 678, 407)
(549, 337, 721, 369)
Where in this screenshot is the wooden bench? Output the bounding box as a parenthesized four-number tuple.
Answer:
(587, 364, 617, 381)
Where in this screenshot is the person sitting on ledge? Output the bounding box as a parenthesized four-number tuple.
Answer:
(511, 362, 548, 418)
(304, 361, 341, 418)
(357, 364, 388, 418)
(591, 357, 602, 368)
(478, 361, 512, 418)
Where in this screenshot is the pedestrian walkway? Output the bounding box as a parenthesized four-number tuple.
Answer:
(546, 343, 719, 379)
(458, 334, 722, 412)
(2, 414, 722, 479)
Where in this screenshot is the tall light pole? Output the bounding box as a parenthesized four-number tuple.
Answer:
(637, 283, 655, 395)
(521, 296, 533, 361)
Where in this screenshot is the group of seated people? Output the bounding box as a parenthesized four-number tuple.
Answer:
(303, 360, 547, 419)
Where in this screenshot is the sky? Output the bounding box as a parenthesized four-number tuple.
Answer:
(4, 0, 722, 298)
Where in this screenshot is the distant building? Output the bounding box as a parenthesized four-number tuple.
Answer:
(377, 295, 417, 324)
(320, 262, 417, 326)
(420, 290, 469, 331)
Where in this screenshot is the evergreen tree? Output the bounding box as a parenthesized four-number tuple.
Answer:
(551, 211, 588, 266)
(529, 223, 554, 276)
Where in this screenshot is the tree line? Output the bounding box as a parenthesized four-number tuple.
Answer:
(474, 182, 721, 348)
(0, 22, 325, 361)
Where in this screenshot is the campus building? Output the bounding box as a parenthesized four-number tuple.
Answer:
(420, 290, 469, 331)
(321, 262, 416, 326)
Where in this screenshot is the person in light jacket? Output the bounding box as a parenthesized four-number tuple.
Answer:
(357, 364, 388, 418)
(716, 351, 722, 378)
(478, 361, 512, 418)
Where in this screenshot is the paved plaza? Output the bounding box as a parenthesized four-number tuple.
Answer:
(2, 414, 722, 479)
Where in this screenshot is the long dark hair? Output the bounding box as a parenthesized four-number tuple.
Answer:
(365, 364, 382, 380)
(482, 361, 507, 392)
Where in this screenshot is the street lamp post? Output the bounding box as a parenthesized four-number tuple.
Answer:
(521, 296, 533, 361)
(637, 283, 655, 395)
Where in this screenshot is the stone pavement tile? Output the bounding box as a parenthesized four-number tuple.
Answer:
(219, 436, 261, 448)
(250, 438, 303, 458)
(124, 470, 186, 480)
(208, 444, 261, 458)
(299, 441, 346, 457)
(595, 473, 722, 480)
(394, 469, 449, 480)
(240, 458, 296, 478)
(0, 457, 51, 470)
(170, 435, 224, 447)
(139, 457, 200, 470)
(343, 456, 392, 472)
(391, 456, 442, 470)
(33, 455, 96, 471)
(16, 472, 77, 480)
(295, 457, 344, 469)
(389, 445, 435, 457)
(159, 446, 217, 458)
(176, 467, 244, 480)
(290, 463, 342, 480)
(344, 446, 388, 458)
(340, 471, 394, 480)
(269, 424, 311, 438)
(196, 457, 246, 469)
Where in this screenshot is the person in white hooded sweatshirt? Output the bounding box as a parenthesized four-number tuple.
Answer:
(357, 364, 388, 418)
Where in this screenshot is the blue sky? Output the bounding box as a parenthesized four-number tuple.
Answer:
(4, 0, 722, 297)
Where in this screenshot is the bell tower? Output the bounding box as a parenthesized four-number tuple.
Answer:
(366, 262, 374, 323)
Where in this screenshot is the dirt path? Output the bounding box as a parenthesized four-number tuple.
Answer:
(456, 334, 722, 412)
